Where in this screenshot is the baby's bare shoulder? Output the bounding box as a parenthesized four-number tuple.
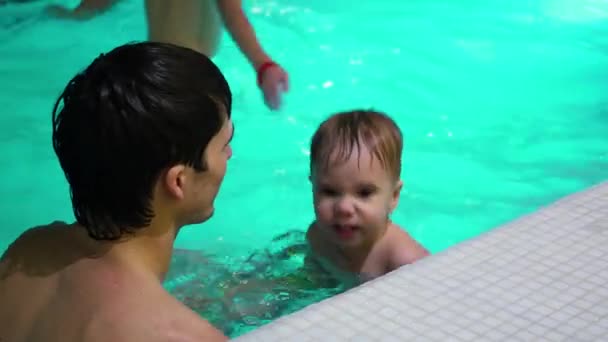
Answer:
(384, 224, 430, 270)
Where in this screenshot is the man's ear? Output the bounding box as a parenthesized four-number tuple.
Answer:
(163, 164, 187, 200)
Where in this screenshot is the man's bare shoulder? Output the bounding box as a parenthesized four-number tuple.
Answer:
(2, 221, 69, 252)
(158, 295, 228, 342)
(86, 280, 227, 342)
(0, 221, 74, 278)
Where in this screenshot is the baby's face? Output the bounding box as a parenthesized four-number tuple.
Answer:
(311, 146, 402, 248)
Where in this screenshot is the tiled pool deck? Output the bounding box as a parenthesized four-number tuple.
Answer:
(234, 181, 608, 341)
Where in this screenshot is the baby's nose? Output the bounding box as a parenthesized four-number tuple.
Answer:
(334, 197, 355, 216)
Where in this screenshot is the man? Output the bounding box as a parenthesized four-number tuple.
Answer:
(46, 0, 289, 111)
(0, 42, 233, 341)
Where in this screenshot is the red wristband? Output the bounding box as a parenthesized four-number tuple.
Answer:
(256, 61, 278, 86)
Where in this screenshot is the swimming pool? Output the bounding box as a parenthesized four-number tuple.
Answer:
(1, 0, 607, 337)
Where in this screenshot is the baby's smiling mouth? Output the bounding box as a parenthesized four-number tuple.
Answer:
(332, 224, 358, 239)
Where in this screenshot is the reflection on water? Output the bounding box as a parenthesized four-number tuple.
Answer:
(163, 230, 350, 337)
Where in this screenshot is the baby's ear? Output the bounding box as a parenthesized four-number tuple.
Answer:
(394, 180, 403, 195)
(390, 180, 403, 211)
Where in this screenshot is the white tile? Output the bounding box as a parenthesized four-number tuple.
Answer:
(468, 322, 492, 336)
(378, 336, 402, 342)
(538, 316, 561, 329)
(392, 327, 418, 339)
(528, 323, 551, 336)
(497, 323, 520, 336)
(347, 334, 375, 342)
(454, 327, 482, 341)
(589, 303, 608, 317)
(511, 329, 539, 341)
(289, 336, 313, 342)
(543, 330, 568, 342)
(439, 323, 462, 335)
(596, 318, 608, 329)
(568, 315, 591, 330)
(585, 321, 607, 337)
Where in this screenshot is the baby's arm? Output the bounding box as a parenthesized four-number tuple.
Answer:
(387, 227, 430, 271)
(304, 223, 322, 272)
(303, 223, 337, 287)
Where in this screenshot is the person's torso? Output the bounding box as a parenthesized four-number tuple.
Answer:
(145, 0, 223, 56)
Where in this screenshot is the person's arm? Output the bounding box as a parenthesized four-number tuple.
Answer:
(216, 0, 288, 110)
(302, 224, 342, 288)
(45, 0, 118, 20)
(216, 0, 271, 69)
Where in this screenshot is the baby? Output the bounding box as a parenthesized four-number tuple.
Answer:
(306, 109, 430, 283)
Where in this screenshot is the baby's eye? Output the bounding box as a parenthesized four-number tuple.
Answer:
(319, 187, 338, 196)
(357, 187, 376, 198)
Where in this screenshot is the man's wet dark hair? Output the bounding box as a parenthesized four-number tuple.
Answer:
(51, 42, 232, 240)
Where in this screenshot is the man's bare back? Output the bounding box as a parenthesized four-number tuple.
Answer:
(0, 222, 226, 342)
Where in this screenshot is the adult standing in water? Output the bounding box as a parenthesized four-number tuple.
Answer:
(46, 0, 289, 110)
(0, 42, 234, 341)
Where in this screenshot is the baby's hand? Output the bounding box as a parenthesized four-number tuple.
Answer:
(258, 63, 289, 111)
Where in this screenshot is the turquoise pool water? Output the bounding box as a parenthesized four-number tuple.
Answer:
(1, 0, 607, 337)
